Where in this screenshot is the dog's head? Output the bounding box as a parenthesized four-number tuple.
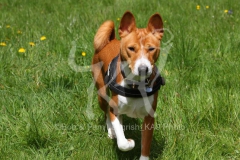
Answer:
(119, 11, 164, 79)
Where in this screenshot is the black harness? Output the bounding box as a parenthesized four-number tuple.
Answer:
(104, 55, 165, 98)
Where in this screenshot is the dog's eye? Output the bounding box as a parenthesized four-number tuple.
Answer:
(128, 47, 135, 52)
(148, 47, 155, 52)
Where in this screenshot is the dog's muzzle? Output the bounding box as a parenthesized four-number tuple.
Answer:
(138, 64, 149, 76)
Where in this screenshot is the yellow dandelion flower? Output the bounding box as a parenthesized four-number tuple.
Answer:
(17, 30, 22, 34)
(6, 25, 11, 28)
(18, 48, 26, 53)
(82, 52, 86, 56)
(40, 36, 47, 41)
(29, 42, 35, 46)
(0, 42, 7, 47)
(0, 84, 4, 89)
(224, 10, 228, 13)
(164, 70, 169, 76)
(206, 6, 209, 9)
(196, 5, 200, 10)
(117, 18, 120, 21)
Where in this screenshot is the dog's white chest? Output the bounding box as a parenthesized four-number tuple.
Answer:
(118, 94, 154, 118)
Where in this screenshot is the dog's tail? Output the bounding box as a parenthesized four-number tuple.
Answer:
(94, 20, 115, 53)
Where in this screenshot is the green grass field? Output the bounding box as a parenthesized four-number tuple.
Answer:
(0, 0, 240, 159)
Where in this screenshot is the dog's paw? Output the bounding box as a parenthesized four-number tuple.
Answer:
(107, 128, 116, 139)
(118, 139, 135, 151)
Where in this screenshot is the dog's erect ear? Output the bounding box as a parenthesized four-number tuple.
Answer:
(119, 11, 136, 37)
(147, 13, 164, 40)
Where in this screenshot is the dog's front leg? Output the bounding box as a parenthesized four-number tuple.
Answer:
(140, 115, 154, 160)
(108, 110, 135, 151)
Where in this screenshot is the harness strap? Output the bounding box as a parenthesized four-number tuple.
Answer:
(104, 55, 165, 98)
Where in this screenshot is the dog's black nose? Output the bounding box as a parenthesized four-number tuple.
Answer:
(138, 65, 148, 76)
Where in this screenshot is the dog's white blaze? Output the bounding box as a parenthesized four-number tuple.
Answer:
(117, 81, 154, 118)
(133, 56, 152, 76)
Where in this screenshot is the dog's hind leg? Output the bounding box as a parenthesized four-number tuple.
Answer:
(96, 84, 118, 139)
(106, 113, 116, 139)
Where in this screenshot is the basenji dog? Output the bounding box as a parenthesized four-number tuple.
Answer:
(92, 11, 164, 160)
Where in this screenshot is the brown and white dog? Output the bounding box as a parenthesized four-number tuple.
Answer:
(92, 11, 164, 160)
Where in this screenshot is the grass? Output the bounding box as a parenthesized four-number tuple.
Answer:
(0, 0, 240, 159)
